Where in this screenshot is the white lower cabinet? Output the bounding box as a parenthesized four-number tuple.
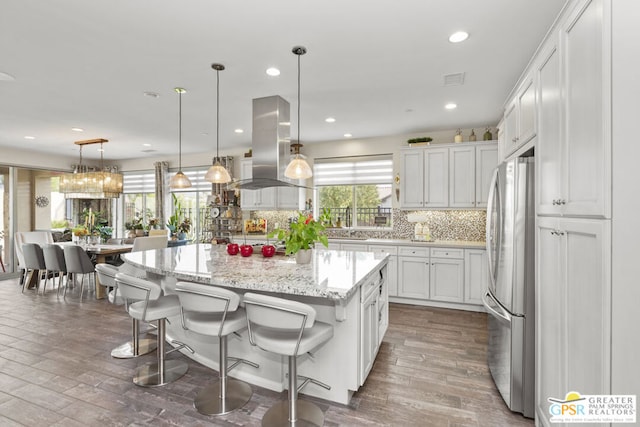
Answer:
(367, 245, 398, 297)
(429, 248, 464, 303)
(464, 249, 489, 305)
(397, 246, 430, 299)
(536, 217, 611, 426)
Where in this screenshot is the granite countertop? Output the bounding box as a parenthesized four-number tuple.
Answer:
(123, 244, 388, 301)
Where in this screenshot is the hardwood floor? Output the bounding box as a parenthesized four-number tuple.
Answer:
(0, 277, 533, 426)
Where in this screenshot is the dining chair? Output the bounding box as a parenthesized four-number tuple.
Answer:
(63, 245, 96, 300)
(21, 243, 47, 293)
(42, 244, 67, 296)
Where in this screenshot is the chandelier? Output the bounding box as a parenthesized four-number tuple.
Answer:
(59, 138, 123, 199)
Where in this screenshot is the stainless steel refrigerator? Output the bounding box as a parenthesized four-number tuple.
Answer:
(484, 157, 535, 418)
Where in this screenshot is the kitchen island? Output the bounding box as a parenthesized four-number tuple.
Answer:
(122, 244, 389, 404)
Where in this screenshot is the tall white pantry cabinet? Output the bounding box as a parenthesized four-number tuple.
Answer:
(519, 0, 640, 425)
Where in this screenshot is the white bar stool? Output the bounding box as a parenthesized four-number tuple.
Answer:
(175, 282, 259, 415)
(115, 272, 189, 387)
(244, 292, 334, 427)
(96, 264, 157, 359)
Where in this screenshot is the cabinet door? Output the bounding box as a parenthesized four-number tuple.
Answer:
(449, 146, 475, 208)
(503, 101, 518, 155)
(464, 249, 488, 305)
(277, 186, 302, 210)
(562, 0, 610, 218)
(475, 144, 498, 208)
(397, 256, 429, 299)
(368, 245, 398, 297)
(239, 160, 259, 209)
(429, 258, 464, 303)
(359, 289, 378, 384)
(517, 77, 537, 145)
(400, 150, 424, 208)
(536, 217, 566, 424)
(536, 37, 563, 216)
(341, 243, 368, 252)
(424, 148, 448, 208)
(536, 217, 611, 424)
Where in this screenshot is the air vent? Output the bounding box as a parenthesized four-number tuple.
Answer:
(443, 72, 465, 86)
(141, 149, 157, 153)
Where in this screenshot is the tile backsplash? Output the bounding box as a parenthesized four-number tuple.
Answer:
(250, 209, 486, 242)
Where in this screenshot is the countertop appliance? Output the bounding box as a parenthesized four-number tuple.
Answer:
(484, 157, 535, 418)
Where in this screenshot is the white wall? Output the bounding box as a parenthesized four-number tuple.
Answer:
(1, 146, 78, 171)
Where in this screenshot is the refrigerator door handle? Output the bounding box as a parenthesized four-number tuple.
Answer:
(482, 291, 511, 324)
(486, 168, 500, 288)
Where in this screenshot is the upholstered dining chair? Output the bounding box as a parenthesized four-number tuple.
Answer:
(63, 245, 96, 300)
(42, 244, 67, 296)
(21, 243, 47, 293)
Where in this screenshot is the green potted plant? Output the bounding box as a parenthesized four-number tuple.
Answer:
(167, 194, 182, 238)
(269, 212, 329, 264)
(177, 218, 191, 240)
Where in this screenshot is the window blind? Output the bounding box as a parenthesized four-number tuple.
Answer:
(123, 172, 155, 193)
(124, 167, 213, 193)
(313, 155, 393, 186)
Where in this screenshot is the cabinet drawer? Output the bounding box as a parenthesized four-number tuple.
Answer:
(367, 245, 398, 256)
(430, 248, 464, 259)
(398, 246, 429, 258)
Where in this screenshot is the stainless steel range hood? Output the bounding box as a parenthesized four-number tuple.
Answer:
(234, 95, 309, 190)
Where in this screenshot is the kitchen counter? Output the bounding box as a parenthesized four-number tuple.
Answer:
(122, 244, 389, 405)
(123, 243, 388, 300)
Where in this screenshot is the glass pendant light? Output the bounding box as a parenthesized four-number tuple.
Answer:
(170, 87, 192, 189)
(285, 46, 313, 180)
(205, 63, 232, 183)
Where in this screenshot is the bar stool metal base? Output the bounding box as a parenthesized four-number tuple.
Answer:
(111, 338, 157, 359)
(133, 360, 188, 387)
(262, 400, 324, 427)
(194, 378, 253, 415)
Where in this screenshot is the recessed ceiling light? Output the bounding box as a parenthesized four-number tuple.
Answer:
(143, 143, 151, 147)
(143, 91, 160, 98)
(71, 127, 84, 132)
(344, 133, 353, 138)
(266, 67, 280, 77)
(445, 103, 457, 110)
(325, 117, 336, 123)
(234, 128, 244, 134)
(24, 136, 35, 140)
(449, 31, 469, 43)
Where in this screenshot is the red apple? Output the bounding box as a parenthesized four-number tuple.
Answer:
(227, 243, 239, 255)
(240, 244, 254, 257)
(261, 244, 276, 257)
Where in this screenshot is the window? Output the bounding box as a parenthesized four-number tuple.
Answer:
(123, 172, 156, 234)
(314, 155, 393, 228)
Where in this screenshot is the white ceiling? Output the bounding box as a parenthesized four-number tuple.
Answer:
(0, 0, 565, 161)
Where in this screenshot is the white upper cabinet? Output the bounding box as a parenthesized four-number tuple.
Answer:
(399, 150, 425, 208)
(536, 34, 563, 215)
(503, 75, 537, 157)
(401, 142, 497, 209)
(424, 148, 449, 208)
(475, 144, 499, 208)
(536, 0, 610, 218)
(449, 146, 475, 208)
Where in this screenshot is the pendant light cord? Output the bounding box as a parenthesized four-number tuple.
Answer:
(216, 68, 220, 159)
(297, 51, 301, 147)
(178, 90, 183, 170)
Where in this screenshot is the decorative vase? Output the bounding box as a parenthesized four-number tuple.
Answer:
(135, 229, 144, 237)
(177, 232, 187, 240)
(127, 230, 136, 239)
(295, 249, 312, 264)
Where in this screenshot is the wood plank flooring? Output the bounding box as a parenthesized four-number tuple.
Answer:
(0, 277, 533, 426)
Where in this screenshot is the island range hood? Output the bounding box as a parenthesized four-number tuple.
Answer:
(234, 95, 309, 190)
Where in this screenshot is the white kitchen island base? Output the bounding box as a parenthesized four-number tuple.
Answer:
(124, 245, 389, 405)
